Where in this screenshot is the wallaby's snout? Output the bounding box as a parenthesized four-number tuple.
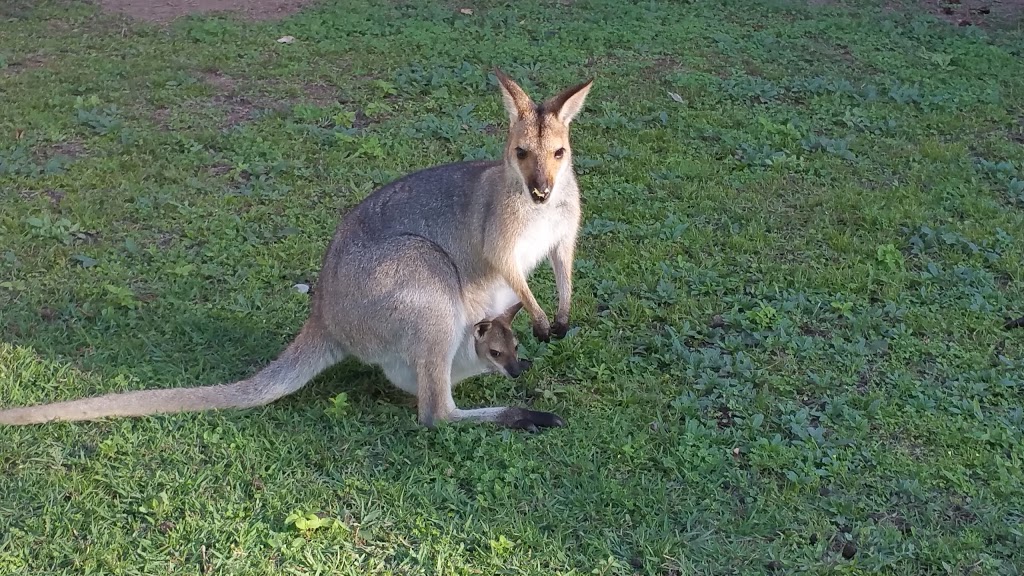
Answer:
(517, 148, 558, 204)
(528, 174, 552, 204)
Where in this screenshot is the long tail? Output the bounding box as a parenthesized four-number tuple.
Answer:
(0, 323, 340, 426)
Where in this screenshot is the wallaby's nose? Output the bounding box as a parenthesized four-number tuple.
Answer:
(528, 175, 552, 203)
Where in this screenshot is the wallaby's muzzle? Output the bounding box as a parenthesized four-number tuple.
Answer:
(527, 174, 552, 204)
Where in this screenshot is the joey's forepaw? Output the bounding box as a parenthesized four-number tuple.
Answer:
(503, 408, 565, 432)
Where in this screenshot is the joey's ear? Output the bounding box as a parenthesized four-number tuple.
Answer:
(474, 321, 493, 340)
(543, 78, 594, 125)
(498, 301, 524, 325)
(494, 68, 533, 123)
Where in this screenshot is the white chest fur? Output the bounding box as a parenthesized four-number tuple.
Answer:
(514, 207, 565, 275)
(482, 204, 567, 319)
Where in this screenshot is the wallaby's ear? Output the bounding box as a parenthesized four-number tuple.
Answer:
(474, 320, 493, 340)
(544, 78, 594, 125)
(494, 68, 533, 123)
(498, 301, 524, 325)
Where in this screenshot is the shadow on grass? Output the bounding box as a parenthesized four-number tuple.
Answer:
(0, 298, 419, 423)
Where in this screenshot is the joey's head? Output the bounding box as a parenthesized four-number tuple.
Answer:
(494, 68, 593, 205)
(473, 302, 532, 379)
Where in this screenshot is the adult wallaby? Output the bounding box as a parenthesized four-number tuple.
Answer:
(0, 69, 593, 431)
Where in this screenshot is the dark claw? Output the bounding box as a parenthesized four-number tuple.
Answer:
(533, 324, 551, 342)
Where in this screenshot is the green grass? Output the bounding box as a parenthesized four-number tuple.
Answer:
(2, 0, 1024, 573)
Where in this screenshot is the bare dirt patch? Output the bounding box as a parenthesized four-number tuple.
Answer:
(96, 0, 320, 24)
(925, 0, 1024, 28)
(202, 70, 238, 93)
(808, 0, 1024, 28)
(301, 82, 340, 107)
(150, 71, 349, 131)
(48, 140, 86, 159)
(207, 161, 233, 177)
(216, 95, 272, 128)
(151, 107, 172, 130)
(198, 71, 271, 127)
(195, 71, 273, 128)
(27, 139, 86, 168)
(2, 52, 50, 76)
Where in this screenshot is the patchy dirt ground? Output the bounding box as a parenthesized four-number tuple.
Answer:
(94, 0, 1024, 28)
(809, 0, 1024, 29)
(149, 70, 342, 131)
(85, 0, 1024, 28)
(96, 0, 320, 23)
(924, 0, 1024, 28)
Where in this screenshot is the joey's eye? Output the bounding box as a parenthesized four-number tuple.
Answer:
(554, 148, 565, 159)
(489, 349, 501, 358)
(515, 147, 528, 160)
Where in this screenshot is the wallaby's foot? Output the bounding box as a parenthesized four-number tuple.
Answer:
(501, 407, 565, 432)
(551, 319, 571, 340)
(443, 405, 565, 431)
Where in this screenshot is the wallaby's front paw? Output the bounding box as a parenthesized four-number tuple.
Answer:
(532, 317, 551, 342)
(503, 407, 566, 433)
(551, 318, 571, 340)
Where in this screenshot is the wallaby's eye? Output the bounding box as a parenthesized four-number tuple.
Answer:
(554, 148, 565, 159)
(515, 147, 528, 160)
(489, 349, 501, 358)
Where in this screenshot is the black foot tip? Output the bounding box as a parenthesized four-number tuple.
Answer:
(551, 321, 571, 340)
(506, 408, 565, 432)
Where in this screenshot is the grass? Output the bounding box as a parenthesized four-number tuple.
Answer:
(1, 0, 1024, 573)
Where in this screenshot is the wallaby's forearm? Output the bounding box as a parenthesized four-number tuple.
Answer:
(498, 261, 551, 341)
(550, 238, 576, 337)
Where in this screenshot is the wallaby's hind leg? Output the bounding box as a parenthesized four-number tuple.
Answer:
(413, 357, 457, 428)
(383, 354, 563, 431)
(414, 356, 564, 432)
(451, 406, 565, 432)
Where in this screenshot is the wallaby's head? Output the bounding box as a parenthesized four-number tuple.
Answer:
(494, 68, 593, 205)
(473, 302, 531, 379)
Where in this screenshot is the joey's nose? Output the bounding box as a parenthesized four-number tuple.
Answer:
(507, 363, 522, 379)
